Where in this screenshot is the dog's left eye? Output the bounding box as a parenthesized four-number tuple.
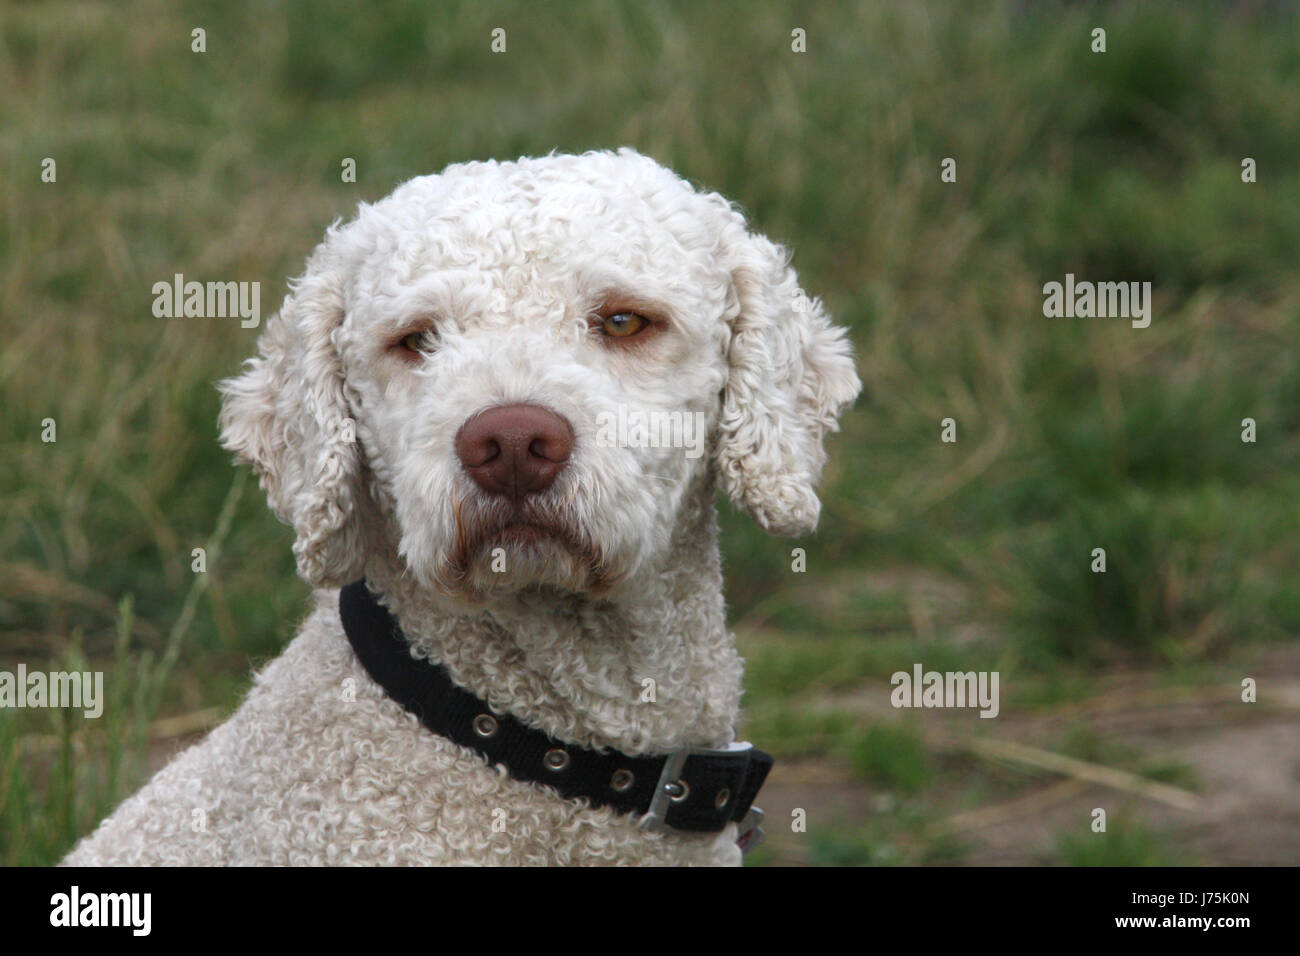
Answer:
(399, 330, 435, 354)
(600, 312, 649, 338)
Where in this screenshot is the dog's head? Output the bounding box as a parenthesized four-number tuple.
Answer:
(219, 149, 860, 601)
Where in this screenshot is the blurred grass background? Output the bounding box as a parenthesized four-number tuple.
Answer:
(2, 0, 1298, 865)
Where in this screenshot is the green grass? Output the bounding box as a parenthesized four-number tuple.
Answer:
(806, 807, 970, 866)
(843, 723, 933, 793)
(1055, 817, 1191, 867)
(2, 0, 1298, 864)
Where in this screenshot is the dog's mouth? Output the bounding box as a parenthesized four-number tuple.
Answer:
(465, 514, 585, 555)
(436, 497, 615, 596)
(492, 522, 560, 545)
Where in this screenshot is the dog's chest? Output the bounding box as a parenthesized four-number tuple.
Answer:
(232, 621, 741, 865)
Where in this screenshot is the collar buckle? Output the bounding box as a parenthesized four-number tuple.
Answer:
(640, 741, 761, 847)
(736, 806, 766, 855)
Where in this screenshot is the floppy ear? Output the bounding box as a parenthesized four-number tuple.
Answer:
(218, 236, 369, 588)
(715, 227, 861, 536)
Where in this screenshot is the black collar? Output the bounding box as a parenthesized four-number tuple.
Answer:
(339, 580, 773, 845)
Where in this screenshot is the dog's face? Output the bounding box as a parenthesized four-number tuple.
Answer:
(220, 150, 860, 601)
(335, 154, 740, 597)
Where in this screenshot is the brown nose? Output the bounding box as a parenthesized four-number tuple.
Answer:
(454, 404, 574, 499)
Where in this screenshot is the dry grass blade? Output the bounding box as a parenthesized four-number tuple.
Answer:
(940, 779, 1089, 833)
(964, 737, 1202, 813)
(17, 706, 226, 755)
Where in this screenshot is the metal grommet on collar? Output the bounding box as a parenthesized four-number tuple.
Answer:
(714, 787, 731, 810)
(544, 748, 571, 772)
(664, 779, 690, 803)
(610, 769, 635, 792)
(472, 714, 499, 738)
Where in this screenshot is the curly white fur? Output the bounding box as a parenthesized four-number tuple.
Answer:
(64, 149, 860, 866)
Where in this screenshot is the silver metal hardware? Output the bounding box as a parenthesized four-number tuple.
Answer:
(543, 748, 571, 772)
(639, 741, 755, 833)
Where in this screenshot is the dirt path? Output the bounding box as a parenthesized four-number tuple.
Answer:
(753, 646, 1300, 866)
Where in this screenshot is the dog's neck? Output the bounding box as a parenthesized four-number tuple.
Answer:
(359, 485, 742, 755)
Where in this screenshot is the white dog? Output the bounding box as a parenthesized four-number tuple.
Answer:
(65, 149, 860, 866)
